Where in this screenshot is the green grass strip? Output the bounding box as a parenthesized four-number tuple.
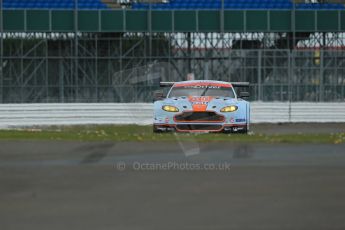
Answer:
(0, 125, 344, 144)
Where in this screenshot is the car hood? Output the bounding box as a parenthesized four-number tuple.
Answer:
(162, 96, 238, 112)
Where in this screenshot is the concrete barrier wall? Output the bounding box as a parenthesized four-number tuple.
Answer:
(0, 102, 344, 128)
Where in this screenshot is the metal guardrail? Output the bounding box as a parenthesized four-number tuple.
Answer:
(0, 102, 344, 128)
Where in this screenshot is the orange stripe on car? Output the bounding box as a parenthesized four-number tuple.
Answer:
(192, 104, 207, 111)
(188, 96, 213, 111)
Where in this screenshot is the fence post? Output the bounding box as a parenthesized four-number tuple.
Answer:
(320, 49, 324, 102)
(74, 0, 79, 102)
(288, 50, 293, 122)
(258, 50, 262, 101)
(0, 0, 3, 103)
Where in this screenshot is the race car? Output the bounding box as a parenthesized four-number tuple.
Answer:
(153, 80, 250, 133)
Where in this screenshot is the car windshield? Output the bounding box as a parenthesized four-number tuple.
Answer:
(168, 85, 235, 98)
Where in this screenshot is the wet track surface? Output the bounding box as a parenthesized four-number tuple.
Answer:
(1, 138, 345, 230)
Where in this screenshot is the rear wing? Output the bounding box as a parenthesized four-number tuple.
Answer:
(160, 81, 250, 87)
(231, 82, 250, 87)
(160, 82, 175, 87)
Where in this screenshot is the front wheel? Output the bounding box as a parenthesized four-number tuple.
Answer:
(153, 125, 175, 133)
(223, 126, 248, 134)
(237, 128, 248, 134)
(153, 125, 162, 133)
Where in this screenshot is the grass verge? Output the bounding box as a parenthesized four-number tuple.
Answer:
(0, 125, 344, 144)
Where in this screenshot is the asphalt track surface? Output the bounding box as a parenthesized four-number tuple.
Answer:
(1, 125, 345, 230)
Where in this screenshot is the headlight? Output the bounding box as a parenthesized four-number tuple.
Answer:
(162, 105, 179, 112)
(220, 105, 238, 112)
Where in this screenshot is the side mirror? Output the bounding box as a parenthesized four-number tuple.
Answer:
(153, 91, 165, 102)
(239, 92, 250, 98)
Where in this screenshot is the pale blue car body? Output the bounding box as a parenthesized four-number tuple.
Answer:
(153, 80, 250, 133)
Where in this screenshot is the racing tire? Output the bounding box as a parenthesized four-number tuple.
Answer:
(237, 128, 248, 134)
(223, 127, 248, 134)
(238, 123, 249, 134)
(153, 125, 162, 133)
(153, 125, 174, 133)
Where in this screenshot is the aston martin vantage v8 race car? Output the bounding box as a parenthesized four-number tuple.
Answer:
(153, 80, 250, 133)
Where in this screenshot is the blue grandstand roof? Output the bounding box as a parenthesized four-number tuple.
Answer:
(1, 0, 345, 10)
(2, 0, 108, 9)
(132, 0, 345, 10)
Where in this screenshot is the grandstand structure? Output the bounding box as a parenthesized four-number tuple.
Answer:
(0, 0, 345, 102)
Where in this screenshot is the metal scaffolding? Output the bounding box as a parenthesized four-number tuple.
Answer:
(1, 31, 345, 103)
(0, 4, 345, 103)
(0, 0, 3, 103)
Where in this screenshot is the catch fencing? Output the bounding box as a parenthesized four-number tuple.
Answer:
(0, 102, 344, 128)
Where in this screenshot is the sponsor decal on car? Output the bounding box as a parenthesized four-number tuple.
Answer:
(188, 96, 214, 111)
(188, 96, 213, 105)
(235, 118, 246, 122)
